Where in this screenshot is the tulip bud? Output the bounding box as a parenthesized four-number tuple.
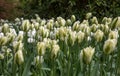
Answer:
(80, 46, 95, 64)
(34, 56, 44, 66)
(102, 17, 108, 24)
(91, 17, 98, 24)
(0, 53, 4, 60)
(0, 36, 8, 46)
(94, 30, 104, 42)
(86, 12, 92, 19)
(54, 21, 59, 27)
(34, 22, 39, 30)
(6, 33, 15, 43)
(2, 23, 9, 34)
(73, 21, 80, 31)
(90, 24, 97, 32)
(66, 19, 72, 26)
(103, 24, 109, 34)
(57, 17, 66, 26)
(51, 44, 60, 57)
(76, 31, 85, 44)
(115, 17, 120, 29)
(103, 39, 117, 54)
(21, 20, 30, 32)
(57, 27, 67, 41)
(109, 30, 118, 39)
(30, 23, 35, 30)
(102, 17, 112, 25)
(40, 19, 46, 26)
(46, 19, 54, 30)
(71, 15, 76, 23)
(37, 42, 46, 56)
(68, 31, 76, 46)
(14, 50, 24, 65)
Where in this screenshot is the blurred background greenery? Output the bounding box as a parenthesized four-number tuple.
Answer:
(0, 0, 120, 20)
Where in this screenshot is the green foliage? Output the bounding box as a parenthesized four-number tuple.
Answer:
(17, 0, 120, 20)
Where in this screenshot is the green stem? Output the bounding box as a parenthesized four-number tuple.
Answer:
(19, 65, 22, 76)
(39, 56, 42, 76)
(12, 52, 16, 76)
(67, 46, 70, 76)
(89, 64, 91, 76)
(110, 53, 113, 76)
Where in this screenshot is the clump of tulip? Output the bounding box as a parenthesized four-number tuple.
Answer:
(0, 13, 120, 76)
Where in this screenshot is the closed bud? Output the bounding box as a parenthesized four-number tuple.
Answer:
(51, 44, 60, 57)
(76, 31, 85, 44)
(68, 31, 76, 46)
(91, 17, 98, 24)
(109, 30, 118, 39)
(102, 17, 108, 24)
(66, 19, 72, 26)
(21, 20, 30, 32)
(86, 12, 92, 19)
(37, 42, 46, 56)
(54, 21, 59, 27)
(57, 27, 67, 41)
(14, 50, 24, 65)
(40, 19, 46, 26)
(103, 24, 109, 34)
(57, 17, 66, 26)
(2, 23, 9, 34)
(0, 36, 8, 46)
(34, 22, 39, 30)
(73, 21, 80, 31)
(115, 17, 120, 29)
(71, 15, 76, 22)
(34, 56, 44, 66)
(94, 30, 104, 42)
(103, 39, 117, 54)
(90, 24, 97, 32)
(46, 19, 54, 30)
(6, 33, 15, 43)
(30, 23, 35, 30)
(80, 46, 95, 64)
(0, 53, 4, 60)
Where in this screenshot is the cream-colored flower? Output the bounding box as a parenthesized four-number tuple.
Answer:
(57, 17, 66, 26)
(51, 44, 60, 57)
(80, 46, 95, 64)
(115, 17, 120, 29)
(46, 19, 54, 30)
(66, 19, 72, 26)
(108, 30, 118, 39)
(73, 21, 80, 31)
(90, 24, 97, 32)
(56, 27, 68, 41)
(37, 42, 46, 56)
(94, 30, 104, 42)
(103, 39, 117, 54)
(2, 23, 9, 34)
(14, 50, 24, 65)
(86, 12, 92, 19)
(76, 31, 85, 43)
(91, 17, 98, 24)
(68, 31, 76, 46)
(6, 33, 15, 43)
(0, 36, 8, 46)
(71, 15, 76, 22)
(0, 53, 4, 60)
(21, 20, 30, 32)
(34, 56, 44, 66)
